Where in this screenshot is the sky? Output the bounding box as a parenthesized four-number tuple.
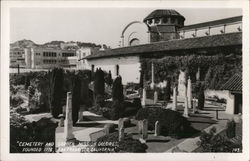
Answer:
(10, 8, 242, 48)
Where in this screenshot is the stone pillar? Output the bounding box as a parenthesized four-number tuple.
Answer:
(123, 85, 127, 97)
(172, 87, 177, 111)
(78, 105, 85, 122)
(150, 62, 155, 89)
(119, 127, 124, 141)
(138, 120, 143, 135)
(183, 96, 189, 118)
(192, 98, 198, 114)
(196, 67, 200, 81)
(64, 92, 75, 141)
(153, 90, 158, 104)
(141, 88, 146, 107)
(118, 118, 124, 130)
(142, 119, 148, 140)
(187, 77, 192, 109)
(178, 70, 186, 98)
(154, 121, 160, 136)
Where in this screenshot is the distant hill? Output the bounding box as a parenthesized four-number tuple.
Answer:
(10, 39, 39, 49)
(10, 39, 107, 50)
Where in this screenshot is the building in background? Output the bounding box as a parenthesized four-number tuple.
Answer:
(84, 9, 242, 85)
(24, 47, 77, 69)
(9, 48, 26, 67)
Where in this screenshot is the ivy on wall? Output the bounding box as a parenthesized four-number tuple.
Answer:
(140, 54, 242, 90)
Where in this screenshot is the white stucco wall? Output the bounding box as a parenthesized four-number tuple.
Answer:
(87, 56, 141, 85)
(205, 89, 235, 114)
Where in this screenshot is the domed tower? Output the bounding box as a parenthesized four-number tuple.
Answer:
(143, 9, 185, 42)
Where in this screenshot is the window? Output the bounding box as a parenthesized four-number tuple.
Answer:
(163, 17, 168, 23)
(154, 18, 160, 24)
(171, 18, 175, 24)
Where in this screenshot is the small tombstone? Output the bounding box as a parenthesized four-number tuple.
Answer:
(153, 91, 158, 104)
(78, 105, 85, 121)
(118, 127, 125, 141)
(142, 119, 148, 140)
(104, 124, 110, 135)
(138, 120, 143, 135)
(192, 98, 198, 114)
(154, 121, 160, 136)
(183, 97, 189, 118)
(118, 118, 124, 130)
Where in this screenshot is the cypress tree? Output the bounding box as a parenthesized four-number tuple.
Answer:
(93, 68, 105, 106)
(51, 68, 64, 118)
(72, 72, 82, 125)
(198, 84, 205, 110)
(112, 76, 124, 102)
(24, 75, 30, 90)
(165, 78, 171, 102)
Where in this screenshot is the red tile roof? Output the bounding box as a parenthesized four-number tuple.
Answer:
(220, 74, 242, 92)
(85, 32, 242, 60)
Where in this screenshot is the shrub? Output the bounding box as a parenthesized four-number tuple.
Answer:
(198, 127, 242, 152)
(110, 100, 125, 120)
(10, 95, 24, 107)
(226, 120, 236, 138)
(135, 108, 196, 138)
(95, 132, 147, 153)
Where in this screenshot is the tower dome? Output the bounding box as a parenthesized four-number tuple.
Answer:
(143, 9, 185, 42)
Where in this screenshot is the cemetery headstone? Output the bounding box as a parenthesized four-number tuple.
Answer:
(154, 121, 160, 136)
(64, 92, 75, 141)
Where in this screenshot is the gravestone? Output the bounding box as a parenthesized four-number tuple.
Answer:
(64, 92, 75, 141)
(172, 87, 177, 111)
(178, 70, 186, 98)
(142, 119, 148, 140)
(141, 88, 146, 107)
(104, 124, 110, 135)
(153, 91, 158, 104)
(187, 77, 192, 109)
(183, 96, 189, 118)
(138, 120, 143, 135)
(118, 127, 124, 141)
(192, 98, 198, 113)
(154, 121, 160, 136)
(78, 105, 85, 121)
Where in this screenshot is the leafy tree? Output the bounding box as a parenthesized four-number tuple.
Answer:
(24, 75, 30, 90)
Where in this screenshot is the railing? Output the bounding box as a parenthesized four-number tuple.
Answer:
(178, 16, 242, 39)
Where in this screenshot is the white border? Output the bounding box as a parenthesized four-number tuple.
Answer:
(1, 1, 249, 161)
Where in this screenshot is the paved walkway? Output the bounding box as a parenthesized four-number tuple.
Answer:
(55, 111, 117, 153)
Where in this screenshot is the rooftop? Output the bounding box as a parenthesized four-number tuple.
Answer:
(85, 32, 242, 60)
(220, 74, 242, 92)
(143, 9, 185, 22)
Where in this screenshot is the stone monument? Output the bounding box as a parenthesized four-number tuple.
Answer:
(64, 92, 75, 141)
